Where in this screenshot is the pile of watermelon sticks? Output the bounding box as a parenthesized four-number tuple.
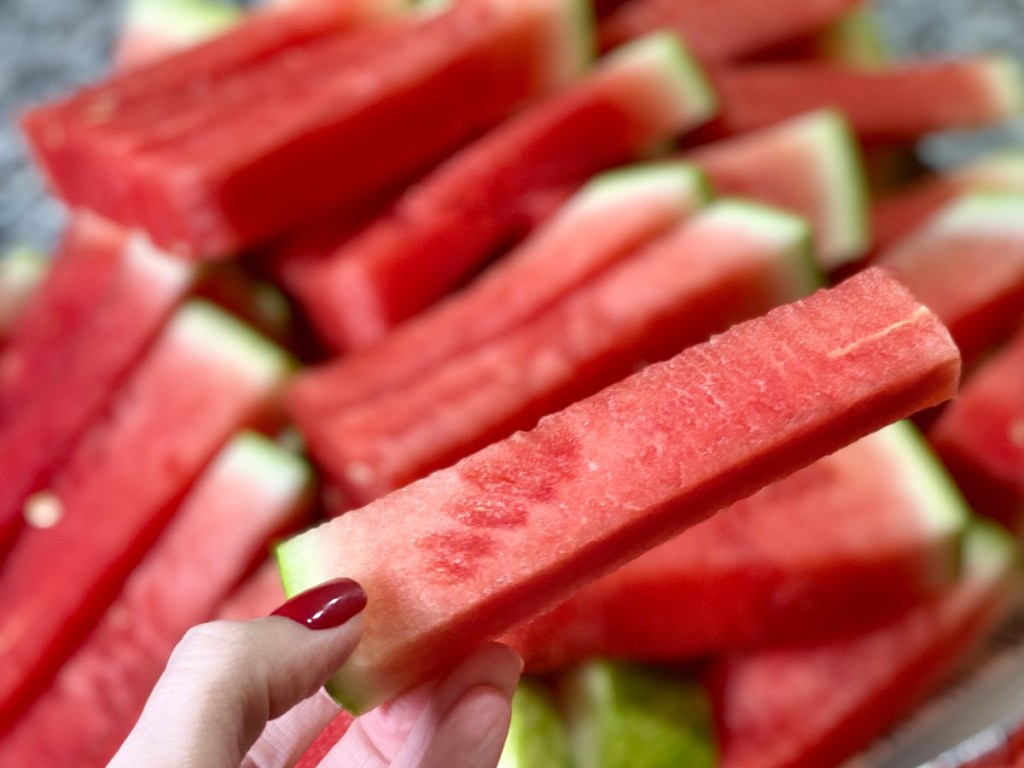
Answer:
(1, 0, 1024, 765)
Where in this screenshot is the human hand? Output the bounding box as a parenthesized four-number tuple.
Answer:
(108, 578, 523, 768)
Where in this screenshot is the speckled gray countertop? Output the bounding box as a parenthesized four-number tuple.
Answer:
(1, 0, 1023, 253)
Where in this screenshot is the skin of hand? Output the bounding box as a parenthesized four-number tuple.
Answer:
(108, 578, 523, 768)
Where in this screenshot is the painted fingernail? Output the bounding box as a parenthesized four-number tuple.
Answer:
(271, 578, 367, 630)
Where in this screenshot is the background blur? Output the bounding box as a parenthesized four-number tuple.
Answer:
(1, 0, 1023, 254)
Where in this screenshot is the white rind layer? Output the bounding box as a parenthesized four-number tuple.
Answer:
(212, 431, 313, 509)
(573, 162, 711, 216)
(927, 192, 1024, 240)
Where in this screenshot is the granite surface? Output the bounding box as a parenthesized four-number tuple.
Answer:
(1, 0, 1023, 253)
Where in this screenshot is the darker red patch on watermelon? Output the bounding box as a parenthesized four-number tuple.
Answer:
(418, 531, 496, 583)
(460, 425, 581, 503)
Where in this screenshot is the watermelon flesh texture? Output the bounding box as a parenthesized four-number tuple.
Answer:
(598, 0, 861, 62)
(304, 200, 820, 505)
(503, 421, 967, 671)
(288, 162, 711, 419)
(0, 433, 314, 766)
(0, 246, 48, 348)
(931, 325, 1024, 534)
(0, 301, 292, 729)
(0, 234, 194, 558)
(21, 0, 589, 258)
(0, 212, 126, 422)
(684, 108, 869, 269)
(276, 267, 960, 714)
(705, 58, 1024, 145)
(710, 522, 1022, 768)
(876, 193, 1024, 368)
(291, 31, 719, 351)
(871, 150, 1024, 253)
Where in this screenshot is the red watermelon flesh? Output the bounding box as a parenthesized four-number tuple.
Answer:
(21, 0, 589, 258)
(706, 58, 1023, 144)
(685, 109, 869, 269)
(0, 213, 126, 422)
(0, 433, 313, 766)
(598, 0, 861, 62)
(0, 302, 292, 728)
(288, 162, 710, 419)
(710, 523, 1021, 768)
(0, 235, 193, 557)
(276, 267, 960, 713)
(876, 193, 1024, 367)
(216, 560, 288, 621)
(503, 421, 967, 672)
(290, 31, 718, 351)
(304, 200, 819, 505)
(871, 150, 1024, 253)
(931, 325, 1024, 534)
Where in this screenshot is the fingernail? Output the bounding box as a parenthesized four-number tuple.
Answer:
(271, 578, 367, 630)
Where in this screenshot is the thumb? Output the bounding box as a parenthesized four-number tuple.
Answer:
(109, 578, 366, 768)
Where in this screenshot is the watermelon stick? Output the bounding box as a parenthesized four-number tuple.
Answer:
(706, 58, 1024, 145)
(598, 0, 861, 62)
(291, 30, 718, 351)
(289, 162, 711, 419)
(0, 246, 48, 347)
(0, 434, 314, 767)
(710, 522, 1022, 768)
(277, 266, 961, 714)
(113, 0, 244, 71)
(503, 421, 967, 671)
(304, 199, 820, 505)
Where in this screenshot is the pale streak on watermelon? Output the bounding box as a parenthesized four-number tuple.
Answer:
(931, 326, 1024, 534)
(113, 0, 244, 71)
(502, 421, 967, 671)
(685, 109, 869, 268)
(0, 433, 313, 767)
(0, 301, 292, 728)
(708, 58, 1024, 144)
(22, 0, 590, 258)
(276, 267, 960, 713)
(292, 31, 717, 351)
(872, 150, 1024, 252)
(598, 0, 861, 62)
(877, 193, 1024, 367)
(0, 235, 194, 557)
(288, 162, 712, 418)
(0, 247, 48, 347)
(710, 523, 1021, 768)
(0, 213, 126, 422)
(305, 200, 819, 505)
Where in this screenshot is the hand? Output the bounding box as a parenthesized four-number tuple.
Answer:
(108, 578, 522, 768)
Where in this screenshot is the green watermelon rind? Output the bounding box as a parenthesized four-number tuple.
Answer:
(498, 678, 573, 768)
(561, 660, 717, 768)
(871, 421, 971, 583)
(818, 6, 890, 70)
(535, 0, 597, 91)
(978, 56, 1024, 119)
(955, 149, 1024, 191)
(927, 191, 1024, 240)
(604, 32, 718, 139)
(216, 431, 315, 511)
(961, 518, 1022, 586)
(697, 196, 822, 303)
(168, 299, 296, 387)
(572, 162, 713, 218)
(124, 0, 242, 42)
(793, 109, 871, 269)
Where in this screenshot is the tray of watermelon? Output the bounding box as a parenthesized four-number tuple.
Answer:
(1, 0, 1024, 765)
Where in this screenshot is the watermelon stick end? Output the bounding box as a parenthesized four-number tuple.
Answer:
(982, 56, 1024, 119)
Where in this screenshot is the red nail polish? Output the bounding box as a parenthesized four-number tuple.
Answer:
(271, 578, 367, 630)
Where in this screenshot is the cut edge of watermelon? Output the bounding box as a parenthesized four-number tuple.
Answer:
(533, 0, 598, 93)
(796, 108, 870, 269)
(874, 420, 970, 575)
(125, 233, 195, 291)
(167, 300, 295, 386)
(216, 430, 315, 508)
(927, 191, 1024, 240)
(818, 6, 890, 70)
(977, 56, 1024, 119)
(572, 161, 713, 215)
(122, 0, 243, 43)
(606, 31, 718, 137)
(963, 517, 1022, 587)
(955, 150, 1024, 193)
(699, 196, 822, 298)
